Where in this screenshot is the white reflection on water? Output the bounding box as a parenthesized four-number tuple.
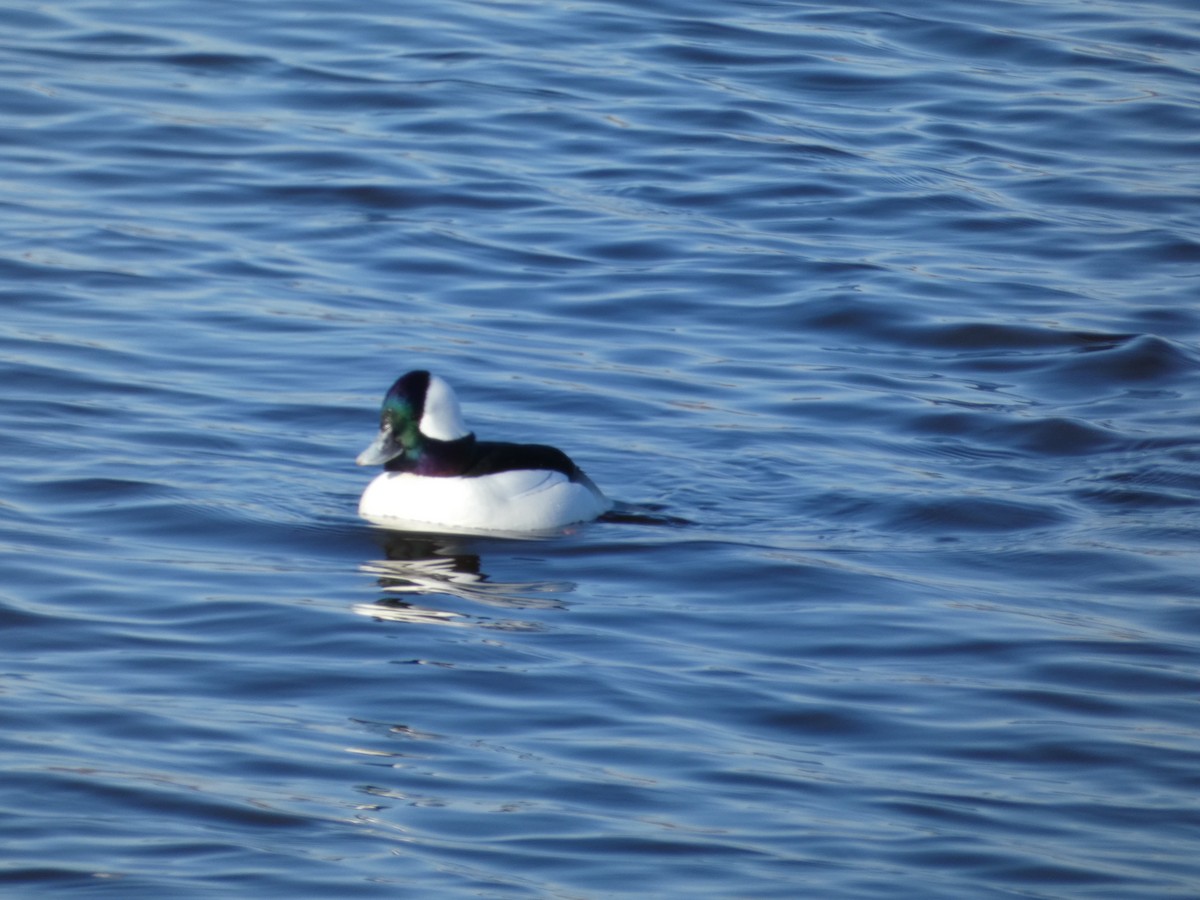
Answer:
(352, 532, 571, 627)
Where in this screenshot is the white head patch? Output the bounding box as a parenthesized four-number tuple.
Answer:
(420, 374, 470, 441)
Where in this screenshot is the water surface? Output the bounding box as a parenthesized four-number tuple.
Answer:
(2, 0, 1199, 896)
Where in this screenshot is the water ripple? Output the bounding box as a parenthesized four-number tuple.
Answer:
(1, 0, 1199, 897)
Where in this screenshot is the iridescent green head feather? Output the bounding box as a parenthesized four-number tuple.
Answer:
(356, 370, 470, 467)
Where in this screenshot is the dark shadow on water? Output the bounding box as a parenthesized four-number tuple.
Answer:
(600, 501, 693, 528)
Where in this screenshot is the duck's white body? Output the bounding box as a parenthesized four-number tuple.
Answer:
(359, 467, 611, 534)
(356, 371, 610, 535)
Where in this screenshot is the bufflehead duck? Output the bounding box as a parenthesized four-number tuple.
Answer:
(356, 371, 610, 534)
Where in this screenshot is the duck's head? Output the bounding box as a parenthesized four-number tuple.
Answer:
(356, 370, 470, 467)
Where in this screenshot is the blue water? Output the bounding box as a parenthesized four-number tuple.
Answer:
(3, 0, 1199, 896)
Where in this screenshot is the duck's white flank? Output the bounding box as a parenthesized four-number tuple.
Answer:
(358, 467, 610, 534)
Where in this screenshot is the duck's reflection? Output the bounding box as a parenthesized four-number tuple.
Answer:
(353, 531, 572, 627)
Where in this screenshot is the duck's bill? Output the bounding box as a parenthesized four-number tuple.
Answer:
(356, 428, 403, 466)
